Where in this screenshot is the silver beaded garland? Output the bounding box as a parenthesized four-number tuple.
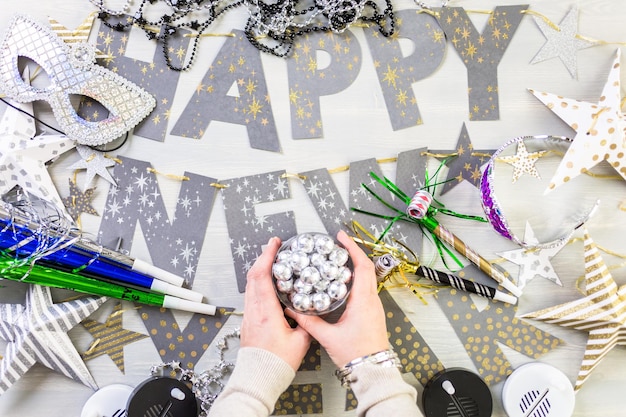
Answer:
(273, 233, 353, 315)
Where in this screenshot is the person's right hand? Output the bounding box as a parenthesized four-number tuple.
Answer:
(288, 230, 390, 367)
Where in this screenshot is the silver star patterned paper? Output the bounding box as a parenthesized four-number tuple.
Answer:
(0, 97, 75, 217)
(97, 157, 233, 368)
(221, 170, 297, 292)
(0, 284, 106, 394)
(497, 222, 566, 289)
(68, 144, 116, 189)
(530, 6, 596, 79)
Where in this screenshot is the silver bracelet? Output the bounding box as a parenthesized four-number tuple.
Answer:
(335, 349, 402, 388)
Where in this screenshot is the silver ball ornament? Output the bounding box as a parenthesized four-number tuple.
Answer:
(312, 292, 331, 312)
(300, 266, 321, 285)
(289, 250, 310, 273)
(272, 262, 293, 281)
(313, 278, 330, 292)
(276, 279, 294, 293)
(329, 247, 349, 266)
(310, 252, 325, 268)
(319, 261, 339, 280)
(336, 266, 352, 284)
(293, 278, 314, 294)
(296, 233, 315, 253)
(328, 281, 348, 300)
(276, 250, 292, 263)
(314, 234, 335, 255)
(291, 292, 312, 312)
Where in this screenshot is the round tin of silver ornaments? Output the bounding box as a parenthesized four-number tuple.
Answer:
(273, 233, 353, 315)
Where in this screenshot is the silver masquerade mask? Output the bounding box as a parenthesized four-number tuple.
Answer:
(0, 14, 156, 146)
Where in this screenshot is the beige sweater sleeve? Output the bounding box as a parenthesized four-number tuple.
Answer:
(350, 362, 423, 417)
(207, 347, 295, 417)
(208, 347, 423, 417)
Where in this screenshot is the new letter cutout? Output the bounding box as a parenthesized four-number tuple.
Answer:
(299, 148, 427, 254)
(77, 15, 188, 142)
(98, 157, 232, 369)
(364, 9, 446, 130)
(171, 30, 280, 152)
(286, 31, 361, 139)
(220, 170, 297, 292)
(436, 5, 528, 121)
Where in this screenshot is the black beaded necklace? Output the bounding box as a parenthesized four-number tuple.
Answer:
(90, 0, 395, 69)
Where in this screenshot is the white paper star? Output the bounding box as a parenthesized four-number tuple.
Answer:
(0, 284, 107, 394)
(0, 98, 75, 214)
(498, 141, 547, 183)
(68, 144, 117, 189)
(530, 6, 597, 79)
(522, 230, 626, 391)
(530, 49, 626, 193)
(497, 222, 566, 289)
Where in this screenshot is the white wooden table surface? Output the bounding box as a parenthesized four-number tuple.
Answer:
(0, 1, 624, 416)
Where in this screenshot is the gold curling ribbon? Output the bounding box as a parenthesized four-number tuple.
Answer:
(210, 182, 229, 189)
(146, 167, 190, 181)
(82, 339, 101, 356)
(349, 221, 439, 304)
(281, 172, 307, 181)
(105, 154, 123, 164)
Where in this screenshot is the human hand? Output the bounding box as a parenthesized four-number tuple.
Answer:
(289, 230, 389, 367)
(241, 237, 312, 371)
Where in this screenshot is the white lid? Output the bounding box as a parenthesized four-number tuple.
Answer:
(502, 362, 575, 417)
(81, 384, 134, 417)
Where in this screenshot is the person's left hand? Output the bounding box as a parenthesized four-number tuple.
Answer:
(240, 237, 312, 371)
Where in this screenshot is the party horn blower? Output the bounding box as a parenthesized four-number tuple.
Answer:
(0, 255, 217, 315)
(352, 171, 521, 297)
(419, 216, 521, 297)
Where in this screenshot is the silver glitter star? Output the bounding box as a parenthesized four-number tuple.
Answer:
(68, 144, 117, 189)
(530, 6, 597, 79)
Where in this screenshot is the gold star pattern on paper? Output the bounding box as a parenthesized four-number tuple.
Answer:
(531, 49, 626, 192)
(287, 31, 360, 139)
(498, 141, 547, 182)
(436, 5, 528, 121)
(522, 230, 626, 391)
(431, 123, 496, 194)
(62, 178, 99, 223)
(81, 302, 148, 374)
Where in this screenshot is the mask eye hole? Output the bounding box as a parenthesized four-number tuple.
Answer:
(75, 95, 112, 123)
(16, 55, 52, 89)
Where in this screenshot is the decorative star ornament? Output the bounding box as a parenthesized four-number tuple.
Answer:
(0, 284, 107, 394)
(68, 144, 117, 189)
(497, 222, 566, 289)
(62, 178, 99, 223)
(530, 49, 626, 193)
(530, 6, 597, 79)
(498, 141, 547, 183)
(432, 123, 496, 195)
(522, 230, 626, 391)
(81, 301, 148, 373)
(0, 97, 75, 216)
